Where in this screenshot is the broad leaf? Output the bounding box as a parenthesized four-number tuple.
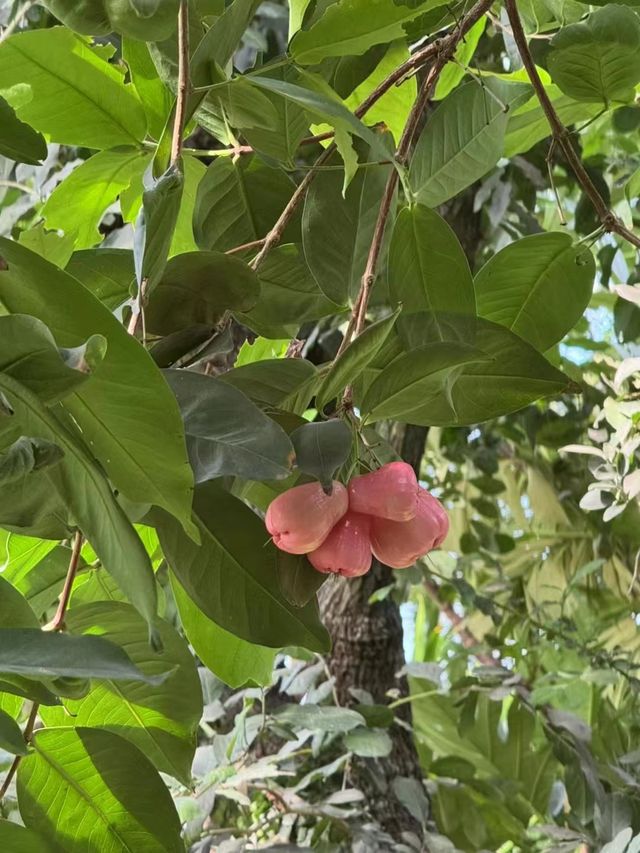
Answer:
(219, 357, 318, 410)
(276, 550, 326, 608)
(303, 154, 395, 304)
(238, 244, 341, 338)
(40, 602, 202, 785)
(0, 707, 27, 755)
(154, 481, 330, 651)
(410, 79, 531, 207)
(547, 6, 640, 104)
(243, 68, 310, 163)
(164, 369, 295, 483)
(276, 704, 365, 732)
(0, 27, 147, 147)
(65, 248, 135, 310)
(4, 544, 73, 617)
(0, 437, 63, 486)
(0, 96, 46, 164)
(344, 726, 393, 757)
(122, 37, 173, 140)
(193, 156, 297, 252)
(388, 205, 475, 326)
(316, 307, 401, 410)
(0, 375, 158, 629)
(134, 162, 183, 289)
(146, 251, 260, 335)
(17, 224, 75, 268)
(290, 420, 352, 489)
(42, 148, 150, 249)
(0, 821, 55, 853)
(45, 0, 180, 40)
(18, 728, 183, 853)
(0, 239, 196, 539)
(475, 232, 595, 351)
(434, 18, 486, 100)
(172, 576, 276, 688)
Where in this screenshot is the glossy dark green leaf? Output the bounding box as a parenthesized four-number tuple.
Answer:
(547, 6, 640, 104)
(0, 27, 147, 148)
(410, 79, 531, 207)
(238, 244, 341, 338)
(18, 728, 183, 853)
(0, 314, 106, 404)
(164, 368, 295, 483)
(290, 419, 352, 489)
(0, 96, 47, 165)
(302, 155, 395, 304)
(154, 481, 330, 651)
(243, 68, 310, 163)
(40, 602, 202, 785)
(475, 232, 595, 351)
(276, 550, 326, 608)
(134, 162, 184, 289)
(219, 357, 318, 410)
(146, 250, 260, 335)
(0, 708, 27, 755)
(65, 248, 135, 310)
(193, 156, 296, 252)
(0, 239, 196, 539)
(0, 821, 55, 853)
(171, 576, 276, 688)
(388, 205, 475, 328)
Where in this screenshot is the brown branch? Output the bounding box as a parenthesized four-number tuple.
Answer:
(0, 701, 38, 801)
(170, 0, 190, 166)
(225, 238, 267, 256)
(504, 0, 640, 250)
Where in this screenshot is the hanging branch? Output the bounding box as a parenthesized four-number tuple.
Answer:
(504, 0, 640, 251)
(0, 532, 84, 802)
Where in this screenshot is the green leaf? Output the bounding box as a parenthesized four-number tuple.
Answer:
(42, 148, 150, 250)
(134, 162, 184, 289)
(238, 244, 341, 338)
(65, 248, 135, 310)
(122, 38, 172, 141)
(276, 550, 326, 608)
(290, 0, 449, 64)
(45, 0, 181, 40)
(316, 308, 401, 410)
(219, 358, 318, 410)
(146, 251, 260, 336)
(302, 155, 395, 304)
(290, 420, 352, 489)
(388, 205, 475, 327)
(369, 314, 572, 425)
(0, 27, 147, 147)
(0, 437, 63, 485)
(344, 726, 393, 757)
(154, 481, 330, 651)
(0, 375, 158, 628)
(40, 602, 201, 785)
(172, 576, 276, 688)
(4, 544, 73, 617)
(547, 6, 640, 104)
(164, 369, 295, 483)
(0, 628, 171, 684)
(0, 532, 57, 585)
(169, 155, 206, 256)
(0, 567, 47, 630)
(243, 68, 310, 163)
(0, 707, 27, 755)
(17, 728, 183, 853)
(0, 314, 106, 404)
(17, 224, 75, 268)
(361, 341, 489, 423)
(193, 156, 297, 252)
(0, 96, 46, 164)
(475, 232, 595, 351)
(410, 79, 531, 207)
(0, 821, 55, 853)
(193, 0, 261, 70)
(0, 238, 196, 540)
(276, 704, 365, 732)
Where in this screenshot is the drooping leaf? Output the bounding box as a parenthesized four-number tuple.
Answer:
(410, 79, 531, 207)
(164, 369, 295, 483)
(0, 239, 196, 539)
(474, 232, 595, 351)
(238, 244, 342, 338)
(65, 248, 135, 310)
(547, 6, 640, 104)
(0, 96, 47, 165)
(388, 204, 475, 327)
(17, 728, 183, 853)
(145, 251, 260, 336)
(40, 602, 202, 785)
(316, 307, 401, 410)
(122, 37, 173, 141)
(290, 420, 352, 489)
(172, 576, 276, 688)
(134, 162, 184, 290)
(276, 550, 326, 608)
(243, 68, 310, 163)
(302, 154, 395, 304)
(193, 156, 297, 252)
(0, 437, 63, 486)
(0, 707, 27, 755)
(219, 357, 318, 411)
(154, 481, 330, 651)
(192, 0, 261, 70)
(42, 148, 151, 250)
(0, 27, 147, 147)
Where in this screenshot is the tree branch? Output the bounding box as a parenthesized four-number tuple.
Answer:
(504, 0, 640, 250)
(170, 0, 190, 167)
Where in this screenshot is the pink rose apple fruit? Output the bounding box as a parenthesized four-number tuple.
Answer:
(266, 480, 348, 554)
(308, 511, 372, 577)
(348, 461, 419, 521)
(370, 488, 449, 569)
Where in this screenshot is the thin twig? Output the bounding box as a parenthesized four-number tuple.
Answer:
(0, 701, 39, 801)
(170, 1, 190, 166)
(504, 0, 640, 250)
(225, 238, 266, 256)
(0, 0, 35, 44)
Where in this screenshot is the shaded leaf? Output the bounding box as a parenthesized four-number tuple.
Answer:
(0, 96, 47, 164)
(276, 550, 326, 608)
(65, 248, 135, 310)
(0, 821, 55, 853)
(290, 419, 352, 489)
(0, 437, 63, 485)
(134, 162, 184, 289)
(344, 726, 393, 757)
(0, 708, 27, 755)
(219, 357, 318, 410)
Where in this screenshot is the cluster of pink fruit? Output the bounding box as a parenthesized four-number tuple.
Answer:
(265, 462, 449, 578)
